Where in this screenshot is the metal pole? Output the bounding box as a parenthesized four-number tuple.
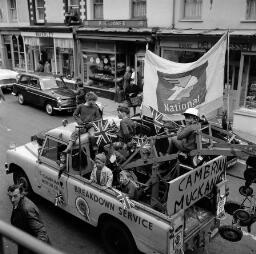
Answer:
(226, 30, 230, 121)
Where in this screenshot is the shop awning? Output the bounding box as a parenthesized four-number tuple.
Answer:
(157, 29, 256, 37)
(76, 27, 153, 42)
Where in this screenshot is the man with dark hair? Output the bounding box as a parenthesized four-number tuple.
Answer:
(7, 184, 50, 254)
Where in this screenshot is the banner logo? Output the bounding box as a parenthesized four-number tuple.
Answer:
(156, 62, 208, 114)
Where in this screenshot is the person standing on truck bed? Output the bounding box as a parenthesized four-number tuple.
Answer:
(119, 170, 139, 200)
(90, 153, 113, 188)
(64, 91, 102, 153)
(168, 108, 201, 154)
(7, 184, 51, 254)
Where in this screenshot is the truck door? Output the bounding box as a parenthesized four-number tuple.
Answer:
(36, 137, 68, 209)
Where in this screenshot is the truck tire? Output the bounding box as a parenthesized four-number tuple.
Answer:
(100, 219, 137, 254)
(45, 103, 54, 116)
(13, 170, 33, 196)
(18, 93, 25, 105)
(219, 225, 243, 242)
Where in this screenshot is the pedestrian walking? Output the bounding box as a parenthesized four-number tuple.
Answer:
(7, 184, 50, 254)
(0, 87, 5, 102)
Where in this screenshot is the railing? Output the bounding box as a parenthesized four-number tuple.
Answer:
(0, 220, 64, 254)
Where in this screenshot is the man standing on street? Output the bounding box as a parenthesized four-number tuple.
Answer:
(7, 184, 50, 254)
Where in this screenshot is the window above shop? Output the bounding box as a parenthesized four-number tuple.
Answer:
(183, 0, 202, 20)
(68, 0, 80, 15)
(93, 0, 103, 20)
(35, 0, 45, 23)
(131, 0, 146, 19)
(246, 0, 256, 20)
(8, 0, 17, 22)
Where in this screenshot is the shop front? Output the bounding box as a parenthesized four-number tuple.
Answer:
(21, 31, 75, 77)
(77, 27, 153, 101)
(0, 31, 25, 71)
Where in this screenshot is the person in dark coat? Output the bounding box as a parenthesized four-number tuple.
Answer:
(7, 184, 50, 254)
(35, 60, 44, 72)
(75, 78, 86, 105)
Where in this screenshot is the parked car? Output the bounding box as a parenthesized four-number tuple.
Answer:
(12, 72, 77, 115)
(0, 68, 18, 91)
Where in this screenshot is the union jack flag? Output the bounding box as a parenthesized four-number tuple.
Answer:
(55, 191, 64, 206)
(115, 189, 135, 210)
(132, 136, 150, 148)
(149, 106, 165, 133)
(92, 119, 117, 146)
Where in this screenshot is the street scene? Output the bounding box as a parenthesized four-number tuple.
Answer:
(1, 1, 256, 254)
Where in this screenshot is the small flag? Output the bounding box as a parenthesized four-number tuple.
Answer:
(92, 119, 117, 146)
(149, 106, 165, 133)
(132, 136, 150, 148)
(55, 191, 64, 206)
(115, 189, 135, 210)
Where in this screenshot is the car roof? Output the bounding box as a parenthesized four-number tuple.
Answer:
(19, 72, 56, 79)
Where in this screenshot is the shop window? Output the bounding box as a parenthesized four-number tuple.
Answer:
(183, 0, 202, 19)
(132, 0, 146, 19)
(35, 0, 45, 23)
(8, 0, 17, 22)
(240, 54, 256, 109)
(93, 0, 103, 19)
(18, 35, 25, 69)
(246, 0, 256, 20)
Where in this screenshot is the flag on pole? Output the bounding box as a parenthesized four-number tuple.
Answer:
(149, 106, 165, 133)
(143, 33, 227, 117)
(114, 189, 135, 210)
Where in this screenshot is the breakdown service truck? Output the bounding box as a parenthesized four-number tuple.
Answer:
(6, 119, 251, 254)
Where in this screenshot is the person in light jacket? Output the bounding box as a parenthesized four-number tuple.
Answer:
(90, 153, 113, 188)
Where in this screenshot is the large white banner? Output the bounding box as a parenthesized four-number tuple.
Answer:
(143, 33, 227, 116)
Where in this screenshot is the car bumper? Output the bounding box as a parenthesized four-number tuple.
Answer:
(53, 105, 76, 112)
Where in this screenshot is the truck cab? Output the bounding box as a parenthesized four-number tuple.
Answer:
(5, 121, 228, 254)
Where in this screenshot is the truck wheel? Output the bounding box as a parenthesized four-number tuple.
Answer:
(45, 103, 54, 116)
(224, 201, 243, 215)
(100, 219, 137, 254)
(18, 93, 25, 105)
(219, 225, 243, 242)
(13, 171, 32, 196)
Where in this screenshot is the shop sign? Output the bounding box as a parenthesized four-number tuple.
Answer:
(83, 19, 147, 28)
(36, 32, 54, 38)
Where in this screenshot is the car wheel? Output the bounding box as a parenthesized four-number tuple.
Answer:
(18, 93, 25, 105)
(45, 103, 54, 116)
(100, 219, 137, 254)
(13, 170, 33, 196)
(219, 225, 243, 242)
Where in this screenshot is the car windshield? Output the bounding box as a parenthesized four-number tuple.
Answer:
(40, 77, 59, 90)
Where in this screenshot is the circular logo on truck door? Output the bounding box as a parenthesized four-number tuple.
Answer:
(75, 197, 90, 222)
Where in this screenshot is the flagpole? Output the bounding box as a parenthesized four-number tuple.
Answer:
(226, 30, 230, 122)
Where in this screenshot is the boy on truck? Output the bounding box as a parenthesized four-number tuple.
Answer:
(64, 92, 102, 153)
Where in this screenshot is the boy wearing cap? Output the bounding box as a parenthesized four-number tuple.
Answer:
(90, 153, 113, 188)
(168, 108, 201, 154)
